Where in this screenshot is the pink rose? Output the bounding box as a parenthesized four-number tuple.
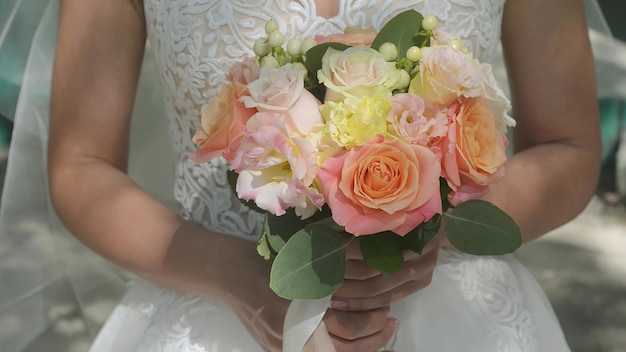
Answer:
(227, 56, 261, 85)
(233, 113, 323, 219)
(191, 82, 256, 163)
(387, 93, 450, 147)
(408, 46, 482, 106)
(441, 98, 507, 205)
(318, 136, 442, 236)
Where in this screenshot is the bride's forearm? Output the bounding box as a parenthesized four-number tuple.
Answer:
(49, 158, 264, 304)
(482, 141, 600, 243)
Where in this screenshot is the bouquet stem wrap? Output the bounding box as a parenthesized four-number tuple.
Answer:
(283, 297, 335, 352)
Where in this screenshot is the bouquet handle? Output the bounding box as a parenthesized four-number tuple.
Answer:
(283, 297, 336, 352)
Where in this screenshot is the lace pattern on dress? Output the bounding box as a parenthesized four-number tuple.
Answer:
(438, 252, 540, 351)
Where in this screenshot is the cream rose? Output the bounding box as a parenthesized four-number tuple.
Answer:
(317, 46, 404, 101)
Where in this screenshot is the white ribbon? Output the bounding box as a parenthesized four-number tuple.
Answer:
(282, 296, 333, 352)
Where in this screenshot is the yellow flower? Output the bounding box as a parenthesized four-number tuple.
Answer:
(320, 86, 392, 148)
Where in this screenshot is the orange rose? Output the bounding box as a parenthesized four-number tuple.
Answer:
(441, 98, 507, 203)
(319, 136, 442, 236)
(190, 82, 256, 163)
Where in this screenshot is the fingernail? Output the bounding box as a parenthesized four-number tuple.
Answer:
(330, 300, 347, 308)
(393, 319, 400, 332)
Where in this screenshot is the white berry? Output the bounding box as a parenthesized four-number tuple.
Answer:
(379, 42, 398, 62)
(261, 55, 280, 68)
(253, 38, 271, 56)
(268, 30, 284, 47)
(300, 38, 318, 55)
(399, 69, 411, 89)
(265, 19, 279, 34)
(421, 15, 438, 31)
(406, 46, 422, 62)
(447, 39, 463, 51)
(287, 38, 302, 56)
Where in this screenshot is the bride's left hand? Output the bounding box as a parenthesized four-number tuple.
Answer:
(330, 235, 440, 311)
(321, 236, 440, 350)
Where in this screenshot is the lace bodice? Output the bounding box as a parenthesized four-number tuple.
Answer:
(142, 0, 505, 238)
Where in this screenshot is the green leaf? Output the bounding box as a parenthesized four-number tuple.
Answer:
(443, 200, 522, 255)
(398, 214, 441, 254)
(370, 10, 424, 60)
(270, 224, 351, 300)
(256, 230, 272, 260)
(360, 233, 404, 276)
(264, 209, 306, 253)
(439, 178, 454, 212)
(226, 170, 264, 213)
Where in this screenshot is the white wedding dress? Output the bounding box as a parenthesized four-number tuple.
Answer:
(86, 0, 573, 351)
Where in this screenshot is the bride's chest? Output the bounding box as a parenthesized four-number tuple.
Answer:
(144, 0, 505, 61)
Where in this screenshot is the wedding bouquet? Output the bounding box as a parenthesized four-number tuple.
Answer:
(191, 10, 521, 301)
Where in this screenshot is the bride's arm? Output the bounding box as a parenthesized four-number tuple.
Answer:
(487, 0, 601, 242)
(48, 1, 290, 349)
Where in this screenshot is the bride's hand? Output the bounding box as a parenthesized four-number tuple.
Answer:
(324, 236, 441, 351)
(223, 248, 291, 352)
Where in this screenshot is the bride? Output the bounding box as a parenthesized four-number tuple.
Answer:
(3, 0, 603, 351)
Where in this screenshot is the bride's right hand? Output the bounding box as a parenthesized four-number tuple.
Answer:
(224, 250, 291, 352)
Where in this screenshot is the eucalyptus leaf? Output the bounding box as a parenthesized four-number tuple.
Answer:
(443, 200, 522, 255)
(270, 223, 352, 300)
(265, 209, 306, 253)
(360, 233, 404, 276)
(370, 10, 424, 60)
(257, 230, 272, 260)
(398, 214, 441, 254)
(439, 178, 454, 212)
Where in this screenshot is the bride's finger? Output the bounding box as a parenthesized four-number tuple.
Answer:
(344, 259, 380, 280)
(336, 244, 439, 299)
(330, 318, 398, 352)
(331, 277, 431, 312)
(323, 307, 390, 341)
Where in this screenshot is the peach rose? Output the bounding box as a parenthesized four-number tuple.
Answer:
(408, 46, 482, 106)
(318, 136, 442, 236)
(441, 98, 507, 204)
(191, 82, 256, 163)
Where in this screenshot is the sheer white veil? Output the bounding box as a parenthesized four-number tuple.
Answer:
(0, 0, 170, 350)
(0, 0, 624, 350)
